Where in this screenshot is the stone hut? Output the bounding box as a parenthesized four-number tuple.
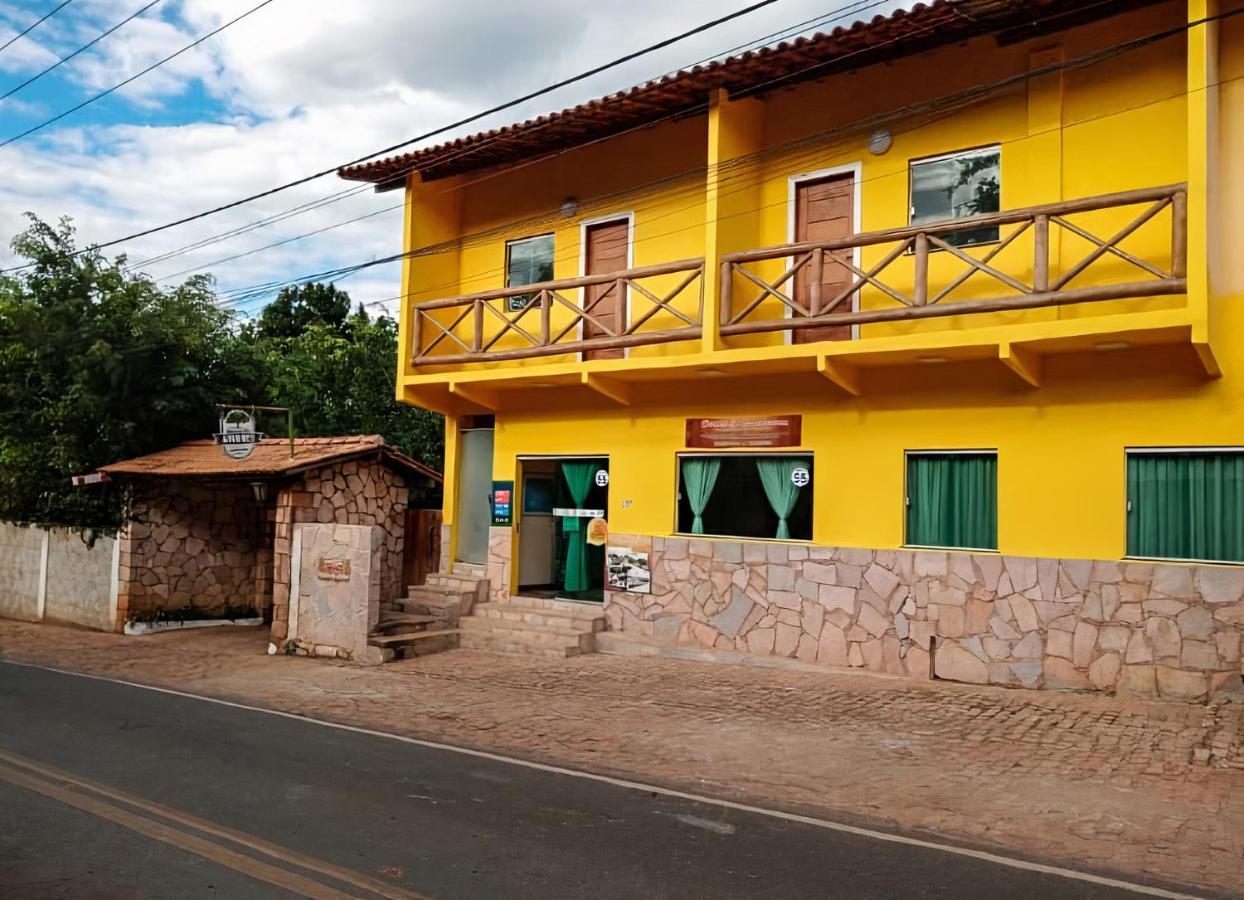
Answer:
(98, 436, 441, 638)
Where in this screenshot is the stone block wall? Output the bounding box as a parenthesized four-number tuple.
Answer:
(270, 459, 407, 643)
(117, 484, 261, 627)
(486, 526, 512, 601)
(602, 533, 1244, 701)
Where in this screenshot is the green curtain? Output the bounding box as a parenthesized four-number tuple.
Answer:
(906, 454, 997, 550)
(681, 457, 722, 535)
(1128, 453, 1244, 562)
(560, 461, 595, 592)
(756, 458, 803, 540)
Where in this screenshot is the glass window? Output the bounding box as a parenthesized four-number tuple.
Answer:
(505, 234, 554, 312)
(906, 452, 997, 550)
(909, 146, 1000, 247)
(677, 454, 813, 540)
(1127, 450, 1244, 563)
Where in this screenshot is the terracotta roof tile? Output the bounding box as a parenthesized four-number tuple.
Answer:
(98, 435, 441, 483)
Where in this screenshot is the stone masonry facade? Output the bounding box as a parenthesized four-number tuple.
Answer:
(598, 534, 1244, 701)
(116, 483, 262, 625)
(270, 459, 406, 643)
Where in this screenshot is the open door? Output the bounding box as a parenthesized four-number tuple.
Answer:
(516, 457, 608, 602)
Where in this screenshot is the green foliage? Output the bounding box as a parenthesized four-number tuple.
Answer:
(0, 216, 442, 527)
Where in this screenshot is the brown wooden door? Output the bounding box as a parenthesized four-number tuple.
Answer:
(793, 173, 855, 343)
(402, 507, 442, 589)
(582, 219, 629, 361)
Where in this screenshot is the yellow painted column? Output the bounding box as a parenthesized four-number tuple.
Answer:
(703, 88, 765, 354)
(1187, 0, 1219, 354)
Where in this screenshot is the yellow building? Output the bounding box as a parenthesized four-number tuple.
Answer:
(341, 0, 1244, 697)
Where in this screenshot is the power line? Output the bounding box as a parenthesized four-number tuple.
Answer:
(127, 0, 890, 279)
(4, 0, 784, 267)
(0, 0, 280, 149)
(214, 30, 1235, 312)
(1, 0, 163, 102)
(0, 0, 74, 57)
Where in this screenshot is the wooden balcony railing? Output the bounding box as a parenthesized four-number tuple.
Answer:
(410, 258, 704, 364)
(719, 184, 1188, 339)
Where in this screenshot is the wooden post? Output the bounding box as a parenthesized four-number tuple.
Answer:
(539, 289, 550, 346)
(472, 299, 483, 352)
(616, 277, 626, 334)
(912, 234, 929, 306)
(1171, 190, 1188, 279)
(411, 309, 423, 364)
(808, 250, 824, 316)
(1033, 214, 1050, 292)
(720, 260, 734, 327)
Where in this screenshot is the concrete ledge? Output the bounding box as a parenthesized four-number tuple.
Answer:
(594, 632, 908, 681)
(124, 617, 263, 636)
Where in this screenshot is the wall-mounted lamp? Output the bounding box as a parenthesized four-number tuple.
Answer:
(560, 197, 580, 218)
(867, 128, 893, 156)
(250, 481, 270, 504)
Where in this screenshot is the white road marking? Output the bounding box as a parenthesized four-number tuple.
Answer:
(672, 813, 736, 835)
(0, 659, 1204, 900)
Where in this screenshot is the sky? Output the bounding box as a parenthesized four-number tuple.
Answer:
(0, 0, 905, 319)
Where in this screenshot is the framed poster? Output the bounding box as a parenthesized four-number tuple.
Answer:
(606, 545, 651, 594)
(491, 481, 514, 526)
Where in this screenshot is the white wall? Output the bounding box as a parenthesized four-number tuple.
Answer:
(0, 522, 118, 631)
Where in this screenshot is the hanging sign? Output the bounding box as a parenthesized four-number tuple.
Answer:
(214, 409, 264, 460)
(585, 517, 609, 546)
(685, 415, 801, 448)
(791, 467, 810, 487)
(594, 469, 609, 487)
(491, 481, 514, 526)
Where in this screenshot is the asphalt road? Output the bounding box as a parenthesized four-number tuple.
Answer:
(0, 662, 1198, 899)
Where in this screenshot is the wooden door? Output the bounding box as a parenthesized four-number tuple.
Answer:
(402, 508, 442, 589)
(582, 219, 629, 361)
(793, 173, 855, 343)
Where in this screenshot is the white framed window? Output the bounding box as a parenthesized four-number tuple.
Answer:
(909, 145, 1001, 247)
(504, 234, 554, 312)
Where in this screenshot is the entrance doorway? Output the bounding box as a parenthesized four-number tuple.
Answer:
(517, 456, 609, 602)
(456, 426, 494, 566)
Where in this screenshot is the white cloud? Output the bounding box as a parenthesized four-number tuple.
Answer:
(0, 0, 907, 312)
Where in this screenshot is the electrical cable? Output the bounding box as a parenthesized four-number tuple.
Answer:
(0, 0, 280, 149)
(0, 0, 74, 57)
(0, 0, 163, 102)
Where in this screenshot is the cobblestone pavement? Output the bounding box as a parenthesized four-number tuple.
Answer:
(2, 622, 1241, 896)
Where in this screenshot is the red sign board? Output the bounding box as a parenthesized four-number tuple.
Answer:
(685, 415, 802, 448)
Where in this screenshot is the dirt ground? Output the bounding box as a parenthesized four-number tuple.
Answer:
(2, 621, 1241, 896)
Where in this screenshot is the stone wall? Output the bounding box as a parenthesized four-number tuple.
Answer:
(486, 526, 512, 601)
(270, 459, 406, 643)
(117, 483, 262, 625)
(602, 533, 1244, 701)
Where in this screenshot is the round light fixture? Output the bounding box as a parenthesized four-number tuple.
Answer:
(867, 128, 893, 156)
(560, 197, 580, 218)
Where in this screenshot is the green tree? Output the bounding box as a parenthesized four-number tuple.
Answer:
(255, 282, 352, 340)
(251, 303, 443, 468)
(0, 217, 245, 525)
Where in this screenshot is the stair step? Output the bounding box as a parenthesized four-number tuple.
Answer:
(457, 632, 581, 659)
(504, 595, 604, 615)
(459, 617, 595, 650)
(368, 628, 461, 647)
(452, 562, 487, 577)
(474, 601, 605, 629)
(376, 613, 440, 631)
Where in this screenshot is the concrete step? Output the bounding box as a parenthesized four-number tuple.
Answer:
(502, 595, 607, 618)
(375, 613, 440, 631)
(368, 628, 461, 647)
(459, 616, 596, 652)
(421, 572, 489, 608)
(452, 562, 487, 578)
(457, 631, 581, 659)
(472, 602, 605, 632)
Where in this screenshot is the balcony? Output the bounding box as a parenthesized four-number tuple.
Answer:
(403, 184, 1212, 411)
